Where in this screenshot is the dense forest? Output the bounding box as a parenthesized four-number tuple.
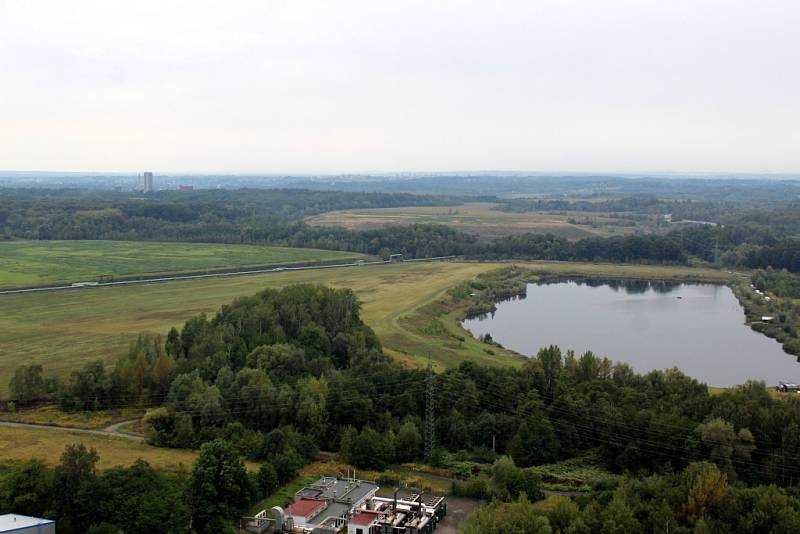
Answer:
(461, 462, 800, 533)
(0, 188, 455, 243)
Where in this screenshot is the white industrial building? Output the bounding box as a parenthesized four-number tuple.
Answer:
(0, 514, 55, 534)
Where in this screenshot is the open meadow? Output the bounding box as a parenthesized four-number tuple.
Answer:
(0, 424, 198, 471)
(0, 260, 730, 398)
(305, 202, 630, 241)
(0, 240, 359, 288)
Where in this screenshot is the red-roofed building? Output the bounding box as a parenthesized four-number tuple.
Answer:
(348, 510, 379, 534)
(285, 498, 327, 528)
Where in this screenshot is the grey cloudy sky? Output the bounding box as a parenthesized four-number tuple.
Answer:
(1, 0, 798, 173)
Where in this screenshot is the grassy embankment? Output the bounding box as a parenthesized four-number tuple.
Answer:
(0, 261, 502, 397)
(0, 240, 360, 288)
(730, 278, 800, 357)
(306, 202, 629, 241)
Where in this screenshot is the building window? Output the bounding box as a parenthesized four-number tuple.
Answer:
(356, 529, 364, 534)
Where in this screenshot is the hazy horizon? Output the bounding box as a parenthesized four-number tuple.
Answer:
(2, 0, 798, 173)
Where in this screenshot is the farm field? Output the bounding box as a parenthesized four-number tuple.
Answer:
(305, 202, 629, 241)
(0, 260, 730, 398)
(0, 240, 360, 288)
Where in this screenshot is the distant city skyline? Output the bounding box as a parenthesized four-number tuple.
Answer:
(1, 0, 798, 173)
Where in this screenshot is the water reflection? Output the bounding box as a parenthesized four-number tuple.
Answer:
(463, 281, 798, 387)
(541, 278, 681, 295)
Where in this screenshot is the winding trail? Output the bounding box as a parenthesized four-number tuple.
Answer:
(0, 419, 143, 441)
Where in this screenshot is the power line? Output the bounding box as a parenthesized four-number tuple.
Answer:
(424, 354, 436, 461)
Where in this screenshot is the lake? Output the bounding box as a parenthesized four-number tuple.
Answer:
(462, 280, 799, 387)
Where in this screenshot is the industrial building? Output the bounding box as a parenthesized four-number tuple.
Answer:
(242, 476, 446, 534)
(0, 514, 55, 534)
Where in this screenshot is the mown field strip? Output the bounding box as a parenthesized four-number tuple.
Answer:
(0, 240, 359, 288)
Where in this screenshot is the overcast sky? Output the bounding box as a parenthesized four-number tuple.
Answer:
(0, 0, 798, 174)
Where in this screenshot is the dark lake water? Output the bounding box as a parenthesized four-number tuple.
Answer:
(463, 280, 799, 387)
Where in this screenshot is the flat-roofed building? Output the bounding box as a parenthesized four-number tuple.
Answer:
(0, 514, 56, 534)
(348, 511, 379, 534)
(250, 477, 446, 533)
(284, 498, 327, 528)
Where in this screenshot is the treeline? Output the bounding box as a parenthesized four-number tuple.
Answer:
(676, 224, 800, 271)
(11, 284, 800, 489)
(0, 439, 289, 534)
(496, 196, 800, 272)
(477, 233, 687, 263)
(752, 268, 800, 299)
(497, 196, 669, 214)
(0, 188, 457, 242)
(462, 461, 800, 534)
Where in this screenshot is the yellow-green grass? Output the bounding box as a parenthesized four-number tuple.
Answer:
(306, 202, 627, 241)
(0, 261, 731, 397)
(0, 425, 198, 471)
(709, 385, 792, 400)
(0, 262, 500, 396)
(0, 405, 143, 429)
(0, 240, 360, 288)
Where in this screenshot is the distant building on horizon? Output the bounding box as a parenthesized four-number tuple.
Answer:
(142, 171, 153, 193)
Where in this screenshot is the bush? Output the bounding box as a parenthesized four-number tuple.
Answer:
(451, 478, 490, 499)
(376, 472, 401, 487)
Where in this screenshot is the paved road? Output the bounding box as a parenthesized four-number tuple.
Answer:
(0, 419, 144, 441)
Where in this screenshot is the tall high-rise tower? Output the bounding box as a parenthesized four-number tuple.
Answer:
(142, 172, 153, 193)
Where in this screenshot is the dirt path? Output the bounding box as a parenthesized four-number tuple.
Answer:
(0, 419, 143, 441)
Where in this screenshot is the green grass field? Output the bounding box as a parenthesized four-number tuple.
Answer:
(0, 240, 359, 288)
(0, 260, 730, 397)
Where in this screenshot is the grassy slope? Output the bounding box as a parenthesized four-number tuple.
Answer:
(0, 261, 729, 397)
(0, 262, 499, 396)
(0, 425, 198, 471)
(0, 240, 359, 287)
